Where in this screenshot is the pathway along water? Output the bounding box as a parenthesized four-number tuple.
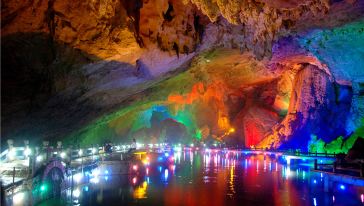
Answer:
(39, 151, 364, 206)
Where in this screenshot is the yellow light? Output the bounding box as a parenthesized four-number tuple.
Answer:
(142, 157, 150, 165)
(133, 181, 148, 199)
(134, 151, 147, 155)
(229, 128, 235, 133)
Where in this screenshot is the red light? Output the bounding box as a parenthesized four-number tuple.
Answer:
(133, 165, 138, 170)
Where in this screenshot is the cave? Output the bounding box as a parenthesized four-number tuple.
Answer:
(1, 0, 364, 205)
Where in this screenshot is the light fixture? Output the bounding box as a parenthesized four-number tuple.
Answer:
(24, 148, 31, 157)
(36, 155, 43, 162)
(60, 152, 66, 158)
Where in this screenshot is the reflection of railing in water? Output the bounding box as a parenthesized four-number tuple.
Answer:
(315, 159, 364, 177)
(241, 148, 337, 158)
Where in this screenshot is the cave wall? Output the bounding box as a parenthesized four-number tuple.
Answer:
(1, 0, 364, 149)
(258, 64, 353, 150)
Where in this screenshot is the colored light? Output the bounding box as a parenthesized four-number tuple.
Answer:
(84, 186, 89, 192)
(165, 153, 169, 157)
(105, 170, 109, 175)
(361, 194, 363, 203)
(146, 168, 149, 175)
(339, 184, 345, 190)
(133, 165, 138, 171)
(313, 179, 317, 184)
(132, 177, 137, 184)
(313, 198, 317, 206)
(332, 196, 335, 202)
(142, 158, 150, 165)
(13, 192, 25, 204)
(40, 184, 47, 192)
(164, 169, 169, 180)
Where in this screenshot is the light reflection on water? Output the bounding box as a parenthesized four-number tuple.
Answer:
(40, 151, 364, 206)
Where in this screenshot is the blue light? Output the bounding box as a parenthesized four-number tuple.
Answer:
(313, 179, 317, 184)
(313, 198, 317, 206)
(164, 153, 169, 157)
(339, 184, 345, 190)
(105, 170, 109, 175)
(105, 176, 109, 181)
(158, 166, 162, 172)
(164, 169, 169, 181)
(84, 186, 89, 192)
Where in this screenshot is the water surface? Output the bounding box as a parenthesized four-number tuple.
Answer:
(41, 151, 364, 206)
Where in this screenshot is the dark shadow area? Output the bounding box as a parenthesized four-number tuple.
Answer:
(163, 2, 174, 22)
(0, 32, 140, 149)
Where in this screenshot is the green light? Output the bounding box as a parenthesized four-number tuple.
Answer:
(195, 130, 202, 140)
(40, 184, 47, 192)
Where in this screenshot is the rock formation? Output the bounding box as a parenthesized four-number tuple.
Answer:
(1, 0, 364, 150)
